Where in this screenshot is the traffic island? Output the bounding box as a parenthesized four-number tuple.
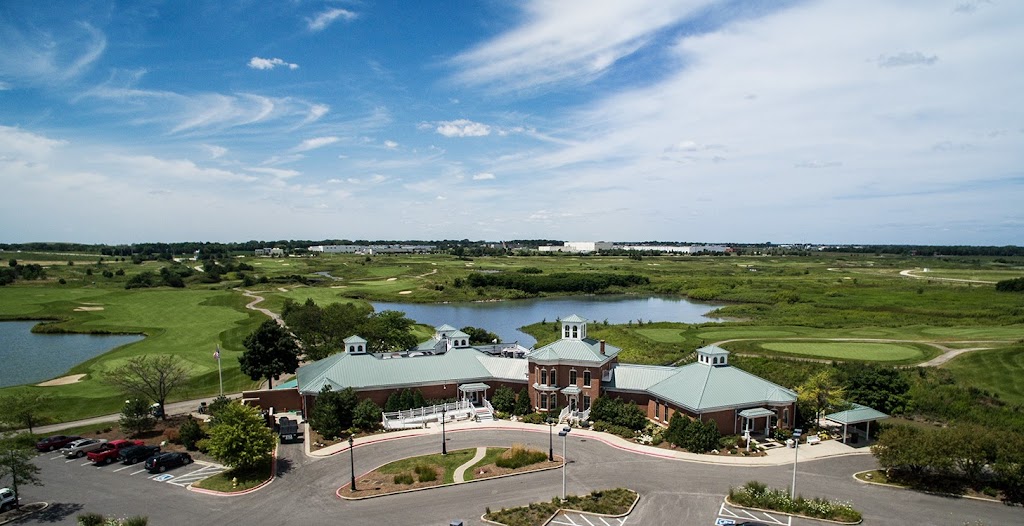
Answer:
(0, 503, 48, 526)
(482, 488, 639, 526)
(338, 446, 561, 499)
(727, 481, 863, 524)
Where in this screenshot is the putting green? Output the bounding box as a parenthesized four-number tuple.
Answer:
(759, 342, 925, 362)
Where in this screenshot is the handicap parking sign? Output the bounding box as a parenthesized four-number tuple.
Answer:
(153, 474, 174, 482)
(715, 519, 736, 525)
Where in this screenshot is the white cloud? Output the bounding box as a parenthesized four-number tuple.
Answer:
(104, 154, 257, 183)
(292, 136, 340, 152)
(248, 57, 299, 70)
(308, 8, 357, 32)
(0, 21, 106, 85)
(876, 51, 938, 68)
(201, 144, 228, 159)
(383, 140, 398, 149)
(472, 172, 495, 180)
(0, 126, 68, 158)
(450, 0, 713, 92)
(435, 119, 491, 137)
(246, 166, 301, 179)
(0, 81, 11, 90)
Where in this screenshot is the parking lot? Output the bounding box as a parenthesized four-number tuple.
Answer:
(40, 450, 226, 490)
(715, 502, 792, 526)
(548, 510, 628, 526)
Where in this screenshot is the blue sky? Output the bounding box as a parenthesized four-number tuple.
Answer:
(1, 0, 1021, 245)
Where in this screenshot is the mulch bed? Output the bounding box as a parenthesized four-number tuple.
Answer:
(343, 457, 561, 498)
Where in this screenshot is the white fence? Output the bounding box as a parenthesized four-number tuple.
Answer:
(382, 400, 474, 430)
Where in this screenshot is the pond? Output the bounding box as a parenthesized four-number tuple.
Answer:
(371, 295, 725, 347)
(0, 321, 145, 388)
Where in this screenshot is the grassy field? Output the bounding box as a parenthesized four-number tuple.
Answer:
(943, 345, 1024, 406)
(377, 448, 478, 484)
(758, 341, 928, 363)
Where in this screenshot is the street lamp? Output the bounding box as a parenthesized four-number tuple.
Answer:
(441, 404, 448, 455)
(790, 428, 802, 498)
(558, 426, 571, 500)
(348, 434, 356, 492)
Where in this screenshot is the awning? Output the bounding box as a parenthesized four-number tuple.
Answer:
(560, 386, 581, 396)
(458, 382, 491, 393)
(738, 407, 775, 419)
(825, 403, 889, 425)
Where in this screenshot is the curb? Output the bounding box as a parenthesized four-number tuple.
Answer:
(851, 470, 1004, 505)
(480, 490, 641, 526)
(0, 502, 49, 526)
(723, 496, 861, 525)
(336, 448, 564, 500)
(188, 444, 279, 497)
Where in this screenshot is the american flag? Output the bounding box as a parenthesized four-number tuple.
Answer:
(213, 345, 220, 360)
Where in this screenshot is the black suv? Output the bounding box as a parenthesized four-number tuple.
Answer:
(145, 452, 193, 473)
(119, 445, 161, 465)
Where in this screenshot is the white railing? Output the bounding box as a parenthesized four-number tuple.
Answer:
(381, 400, 473, 429)
(558, 406, 570, 422)
(483, 398, 495, 415)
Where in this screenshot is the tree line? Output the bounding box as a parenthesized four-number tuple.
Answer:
(464, 271, 649, 294)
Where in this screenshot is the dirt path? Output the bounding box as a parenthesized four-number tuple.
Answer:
(711, 337, 1007, 367)
(898, 269, 995, 284)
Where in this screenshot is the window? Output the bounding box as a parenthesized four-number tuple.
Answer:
(540, 394, 548, 410)
(783, 408, 790, 425)
(583, 370, 591, 387)
(583, 395, 591, 410)
(540, 369, 548, 386)
(655, 401, 660, 419)
(569, 369, 577, 385)
(549, 394, 557, 409)
(564, 325, 570, 338)
(572, 326, 578, 338)
(551, 370, 557, 386)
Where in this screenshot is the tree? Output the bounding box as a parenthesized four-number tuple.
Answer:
(0, 391, 52, 433)
(352, 399, 382, 432)
(461, 326, 500, 344)
(105, 355, 190, 420)
(360, 310, 418, 353)
(665, 412, 692, 447)
(513, 388, 532, 416)
(491, 385, 517, 413)
(205, 402, 276, 470)
(0, 441, 42, 509)
(240, 319, 300, 389)
(796, 370, 847, 424)
(179, 416, 205, 451)
(838, 364, 911, 415)
(308, 386, 359, 439)
(680, 420, 720, 453)
(119, 398, 156, 437)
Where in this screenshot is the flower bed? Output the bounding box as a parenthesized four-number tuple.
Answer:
(728, 481, 862, 523)
(484, 488, 637, 526)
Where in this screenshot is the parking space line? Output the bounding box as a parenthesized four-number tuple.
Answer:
(129, 469, 147, 476)
(80, 461, 93, 466)
(49, 455, 64, 461)
(64, 458, 78, 463)
(112, 465, 132, 472)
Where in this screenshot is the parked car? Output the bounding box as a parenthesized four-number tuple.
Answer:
(144, 452, 193, 473)
(0, 487, 16, 512)
(35, 434, 82, 452)
(119, 445, 161, 465)
(60, 438, 108, 458)
(86, 439, 144, 465)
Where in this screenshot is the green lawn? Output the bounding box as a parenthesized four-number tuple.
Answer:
(378, 448, 477, 484)
(944, 345, 1024, 406)
(634, 328, 686, 343)
(757, 342, 928, 363)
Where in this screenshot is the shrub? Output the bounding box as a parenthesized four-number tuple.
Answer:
(520, 412, 546, 424)
(496, 446, 548, 469)
(414, 464, 437, 482)
(179, 416, 205, 451)
(393, 473, 414, 485)
(352, 398, 382, 432)
(163, 428, 180, 444)
(77, 512, 105, 526)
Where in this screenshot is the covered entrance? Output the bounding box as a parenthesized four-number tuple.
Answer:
(738, 407, 776, 437)
(458, 382, 490, 406)
(825, 403, 889, 445)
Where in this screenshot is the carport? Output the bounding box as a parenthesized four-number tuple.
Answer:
(825, 403, 889, 444)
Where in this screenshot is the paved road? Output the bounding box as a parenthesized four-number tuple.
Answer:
(12, 429, 1023, 525)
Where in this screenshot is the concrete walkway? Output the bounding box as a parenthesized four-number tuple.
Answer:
(309, 419, 871, 467)
(453, 446, 487, 483)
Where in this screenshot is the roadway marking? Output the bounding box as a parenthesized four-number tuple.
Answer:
(129, 469, 148, 476)
(153, 474, 174, 482)
(80, 461, 93, 466)
(167, 464, 227, 487)
(112, 465, 133, 472)
(49, 455, 64, 461)
(64, 458, 78, 463)
(718, 503, 790, 526)
(549, 511, 627, 526)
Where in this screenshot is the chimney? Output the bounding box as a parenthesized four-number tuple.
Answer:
(600, 340, 606, 355)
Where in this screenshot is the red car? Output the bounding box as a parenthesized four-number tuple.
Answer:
(35, 435, 83, 452)
(86, 439, 144, 465)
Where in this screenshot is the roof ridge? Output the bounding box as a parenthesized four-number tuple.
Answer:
(694, 363, 714, 410)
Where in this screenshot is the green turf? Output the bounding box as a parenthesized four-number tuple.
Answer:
(758, 342, 926, 362)
(378, 448, 478, 484)
(943, 345, 1024, 406)
(465, 448, 507, 481)
(634, 328, 686, 343)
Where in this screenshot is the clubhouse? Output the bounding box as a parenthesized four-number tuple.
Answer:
(256, 315, 798, 435)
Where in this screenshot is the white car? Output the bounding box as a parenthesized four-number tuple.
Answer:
(60, 438, 108, 458)
(0, 487, 16, 512)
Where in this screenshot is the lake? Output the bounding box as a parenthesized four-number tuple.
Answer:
(372, 295, 725, 347)
(0, 321, 145, 388)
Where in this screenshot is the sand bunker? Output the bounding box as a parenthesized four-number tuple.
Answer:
(398, 290, 412, 295)
(386, 277, 398, 281)
(37, 374, 86, 386)
(331, 285, 345, 289)
(74, 306, 105, 312)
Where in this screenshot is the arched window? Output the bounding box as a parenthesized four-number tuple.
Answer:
(564, 326, 570, 338)
(358, 345, 363, 352)
(550, 369, 557, 386)
(569, 369, 577, 385)
(541, 369, 548, 385)
(583, 370, 591, 387)
(572, 326, 578, 338)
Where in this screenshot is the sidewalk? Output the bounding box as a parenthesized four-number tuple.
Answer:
(308, 419, 872, 467)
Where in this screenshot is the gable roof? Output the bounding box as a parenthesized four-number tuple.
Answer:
(530, 337, 620, 363)
(637, 362, 796, 412)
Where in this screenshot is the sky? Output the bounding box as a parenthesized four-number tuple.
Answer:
(1, 0, 1022, 245)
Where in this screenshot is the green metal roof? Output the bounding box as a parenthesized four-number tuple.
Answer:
(641, 362, 796, 412)
(343, 335, 366, 344)
(605, 364, 677, 391)
(825, 403, 889, 425)
(531, 338, 620, 363)
(697, 345, 730, 356)
(561, 314, 587, 323)
(436, 324, 458, 332)
(739, 407, 775, 418)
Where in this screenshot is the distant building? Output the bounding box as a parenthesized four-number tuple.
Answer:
(617, 244, 730, 254)
(537, 241, 614, 253)
(308, 244, 435, 254)
(254, 247, 285, 257)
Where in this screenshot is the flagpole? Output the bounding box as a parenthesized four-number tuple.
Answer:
(215, 345, 224, 397)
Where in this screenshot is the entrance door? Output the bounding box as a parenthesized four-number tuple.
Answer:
(569, 398, 577, 411)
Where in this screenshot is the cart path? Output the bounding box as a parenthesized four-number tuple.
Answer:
(240, 289, 284, 325)
(453, 446, 487, 483)
(898, 269, 996, 284)
(707, 337, 1008, 367)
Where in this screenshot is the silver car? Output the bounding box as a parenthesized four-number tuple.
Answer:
(60, 438, 108, 458)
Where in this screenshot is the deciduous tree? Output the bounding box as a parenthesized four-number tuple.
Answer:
(105, 355, 190, 420)
(796, 370, 847, 424)
(240, 319, 300, 389)
(0, 391, 52, 433)
(0, 440, 42, 509)
(205, 402, 276, 470)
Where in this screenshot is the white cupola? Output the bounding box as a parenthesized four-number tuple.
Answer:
(560, 314, 587, 340)
(343, 335, 367, 355)
(696, 345, 729, 366)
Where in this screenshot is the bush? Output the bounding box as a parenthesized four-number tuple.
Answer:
(393, 473, 414, 485)
(589, 397, 647, 431)
(520, 412, 546, 424)
(414, 464, 437, 482)
(179, 416, 205, 451)
(163, 428, 181, 444)
(77, 512, 105, 526)
(496, 446, 548, 469)
(729, 481, 861, 522)
(352, 398, 382, 432)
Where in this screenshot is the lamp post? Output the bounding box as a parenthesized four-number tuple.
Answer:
(348, 434, 356, 492)
(790, 428, 802, 498)
(547, 417, 554, 461)
(441, 404, 448, 455)
(558, 426, 571, 499)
